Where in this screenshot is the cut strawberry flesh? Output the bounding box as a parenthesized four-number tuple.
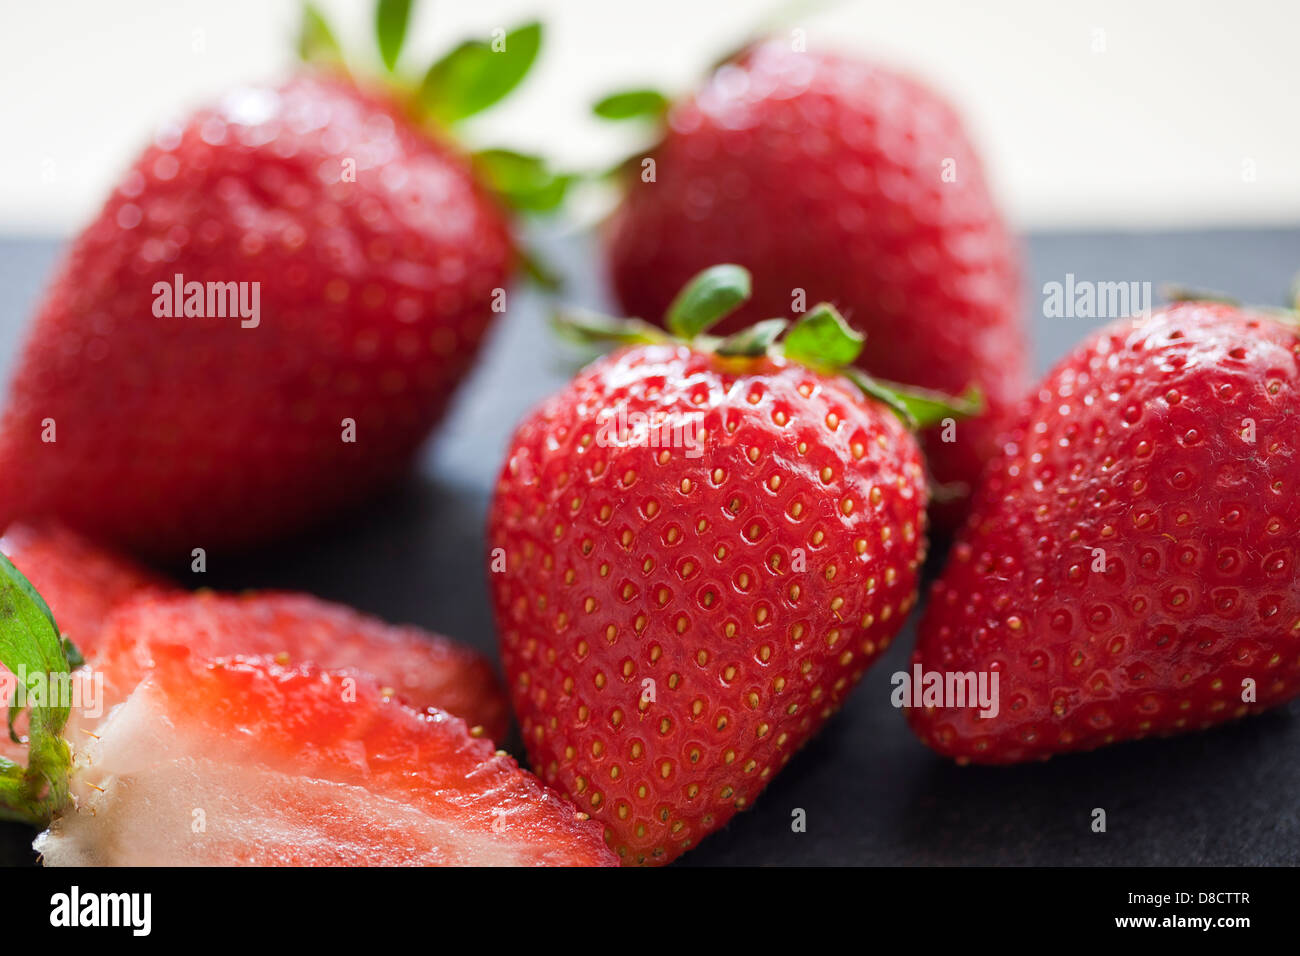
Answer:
(0, 520, 174, 651)
(37, 647, 616, 866)
(90, 591, 510, 743)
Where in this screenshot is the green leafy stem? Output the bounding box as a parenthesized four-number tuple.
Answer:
(298, 1, 570, 218)
(0, 553, 75, 826)
(553, 264, 983, 430)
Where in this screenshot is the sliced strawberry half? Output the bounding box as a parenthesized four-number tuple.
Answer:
(89, 591, 511, 744)
(0, 519, 174, 654)
(37, 646, 616, 866)
(0, 521, 173, 764)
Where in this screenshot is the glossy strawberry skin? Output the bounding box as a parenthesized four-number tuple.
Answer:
(911, 303, 1300, 764)
(605, 42, 1025, 528)
(488, 345, 927, 863)
(0, 73, 514, 556)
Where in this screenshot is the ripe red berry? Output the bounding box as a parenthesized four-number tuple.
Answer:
(910, 302, 1300, 763)
(605, 41, 1026, 528)
(0, 74, 514, 557)
(93, 590, 511, 743)
(0, 519, 174, 650)
(38, 648, 616, 866)
(0, 520, 173, 767)
(488, 268, 936, 862)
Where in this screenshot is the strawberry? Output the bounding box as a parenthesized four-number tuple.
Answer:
(0, 521, 172, 766)
(0, 521, 508, 744)
(0, 520, 174, 653)
(36, 646, 615, 866)
(91, 590, 510, 743)
(0, 536, 608, 864)
(488, 266, 963, 863)
(0, 6, 565, 556)
(600, 40, 1026, 528)
(909, 302, 1300, 764)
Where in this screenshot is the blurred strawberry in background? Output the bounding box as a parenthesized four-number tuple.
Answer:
(602, 40, 1026, 530)
(0, 1, 568, 558)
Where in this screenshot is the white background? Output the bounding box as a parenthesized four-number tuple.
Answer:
(1, 0, 1297, 233)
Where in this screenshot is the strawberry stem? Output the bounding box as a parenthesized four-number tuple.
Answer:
(298, 3, 347, 70)
(552, 310, 669, 347)
(783, 303, 864, 369)
(665, 264, 752, 338)
(295, 2, 570, 225)
(552, 264, 983, 429)
(592, 89, 672, 122)
(375, 0, 414, 73)
(1160, 283, 1239, 306)
(1160, 283, 1300, 328)
(716, 319, 789, 357)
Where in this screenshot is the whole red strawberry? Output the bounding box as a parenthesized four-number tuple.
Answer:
(602, 40, 1025, 528)
(0, 9, 560, 556)
(910, 302, 1300, 764)
(488, 267, 945, 863)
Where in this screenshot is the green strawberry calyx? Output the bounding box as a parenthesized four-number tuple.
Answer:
(1161, 283, 1300, 328)
(554, 264, 983, 430)
(297, 1, 570, 284)
(592, 88, 672, 125)
(0, 553, 77, 826)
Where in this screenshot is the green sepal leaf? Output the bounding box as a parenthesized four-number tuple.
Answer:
(782, 303, 864, 369)
(891, 382, 984, 430)
(473, 149, 573, 214)
(517, 246, 563, 292)
(1160, 283, 1239, 306)
(6, 566, 59, 744)
(716, 319, 788, 357)
(665, 265, 752, 339)
(842, 369, 917, 427)
(553, 309, 670, 348)
(298, 2, 347, 67)
(375, 0, 415, 73)
(592, 89, 671, 122)
(1159, 281, 1300, 328)
(0, 552, 73, 826)
(845, 370, 983, 430)
(420, 21, 542, 123)
(62, 638, 84, 670)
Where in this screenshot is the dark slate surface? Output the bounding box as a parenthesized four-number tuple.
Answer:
(1, 227, 1299, 866)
